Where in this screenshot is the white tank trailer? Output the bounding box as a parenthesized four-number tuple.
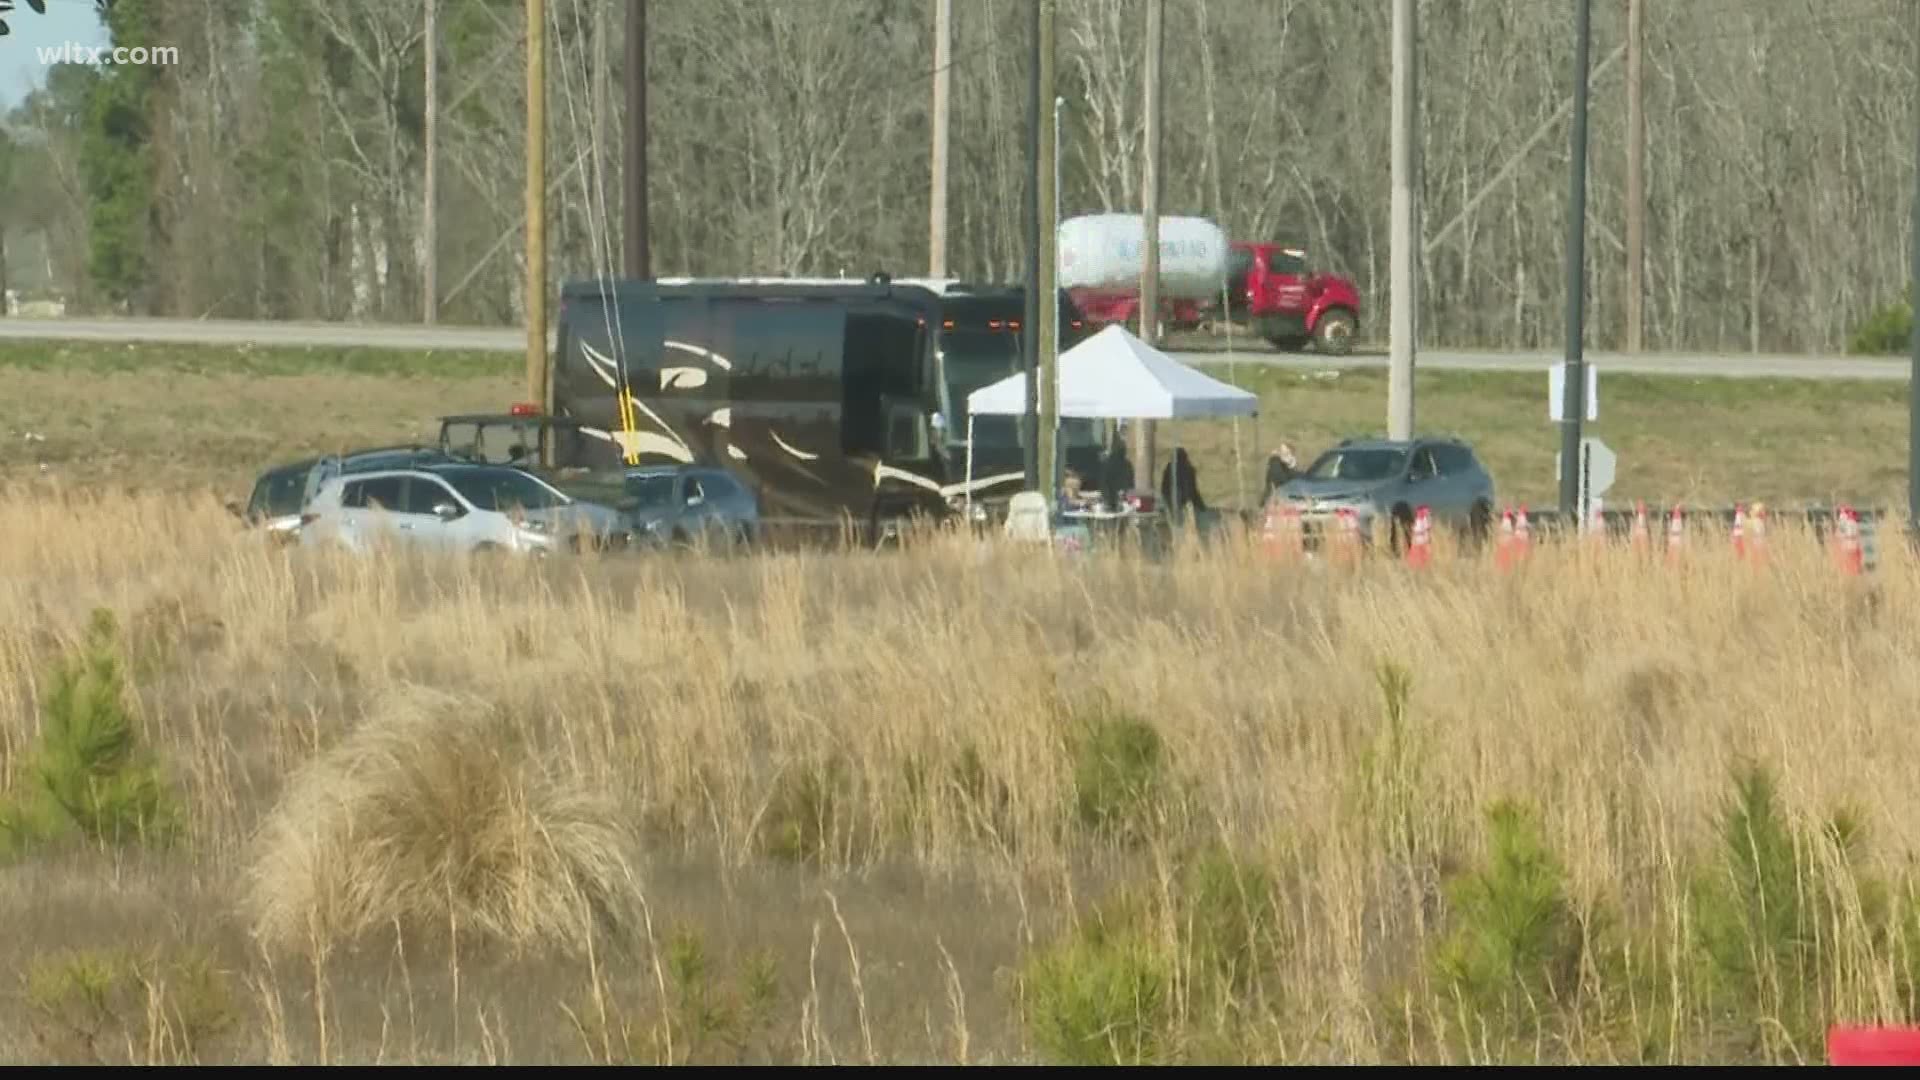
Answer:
(1056, 213, 1230, 301)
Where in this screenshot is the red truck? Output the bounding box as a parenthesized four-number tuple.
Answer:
(1069, 240, 1362, 357)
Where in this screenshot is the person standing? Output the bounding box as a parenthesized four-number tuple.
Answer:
(1264, 443, 1301, 504)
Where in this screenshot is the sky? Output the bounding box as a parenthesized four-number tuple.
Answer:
(0, 0, 111, 111)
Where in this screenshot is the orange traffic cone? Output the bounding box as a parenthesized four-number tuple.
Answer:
(1833, 505, 1864, 576)
(1495, 508, 1517, 571)
(1666, 505, 1686, 565)
(1731, 504, 1747, 561)
(1515, 505, 1533, 561)
(1630, 500, 1651, 554)
(1748, 502, 1769, 566)
(1406, 505, 1433, 569)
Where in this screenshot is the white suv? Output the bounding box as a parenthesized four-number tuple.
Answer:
(298, 464, 629, 556)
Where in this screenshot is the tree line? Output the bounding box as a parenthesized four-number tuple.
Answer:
(0, 0, 1914, 355)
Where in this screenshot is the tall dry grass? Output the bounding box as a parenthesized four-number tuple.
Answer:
(0, 483, 1916, 1063)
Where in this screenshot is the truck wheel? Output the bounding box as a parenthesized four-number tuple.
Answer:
(1267, 335, 1309, 353)
(1313, 309, 1357, 356)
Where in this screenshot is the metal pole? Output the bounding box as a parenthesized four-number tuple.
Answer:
(1023, 0, 1040, 490)
(1558, 0, 1592, 520)
(1387, 0, 1416, 440)
(1039, 1, 1058, 503)
(1134, 0, 1164, 495)
(423, 0, 438, 325)
(930, 0, 951, 279)
(1625, 0, 1645, 353)
(1052, 91, 1064, 499)
(624, 0, 649, 280)
(526, 0, 547, 415)
(1909, 1, 1920, 534)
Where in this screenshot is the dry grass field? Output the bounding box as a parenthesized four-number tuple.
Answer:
(0, 340, 1910, 512)
(1, 485, 1917, 1064)
(2, 339, 1917, 1063)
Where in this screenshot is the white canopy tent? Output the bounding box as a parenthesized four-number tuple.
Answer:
(966, 323, 1259, 420)
(962, 324, 1259, 514)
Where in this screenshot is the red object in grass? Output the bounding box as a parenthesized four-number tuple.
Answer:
(1829, 1025, 1920, 1065)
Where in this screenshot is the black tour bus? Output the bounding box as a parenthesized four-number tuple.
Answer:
(545, 275, 1104, 542)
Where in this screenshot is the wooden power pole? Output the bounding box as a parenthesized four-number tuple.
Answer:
(1134, 0, 1164, 494)
(422, 0, 437, 324)
(1037, 0, 1058, 498)
(624, 0, 650, 279)
(526, 0, 548, 417)
(1624, 0, 1645, 353)
(1388, 0, 1417, 440)
(930, 0, 951, 279)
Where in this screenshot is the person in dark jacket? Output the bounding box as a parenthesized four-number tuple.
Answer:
(1263, 443, 1301, 504)
(1100, 430, 1133, 510)
(1160, 446, 1206, 517)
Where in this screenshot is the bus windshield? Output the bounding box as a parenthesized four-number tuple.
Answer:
(940, 330, 1099, 452)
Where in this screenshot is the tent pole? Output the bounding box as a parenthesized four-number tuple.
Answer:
(965, 416, 975, 520)
(1222, 277, 1246, 511)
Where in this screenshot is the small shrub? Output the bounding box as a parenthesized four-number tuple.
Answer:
(1069, 710, 1168, 846)
(564, 927, 784, 1065)
(1021, 897, 1172, 1065)
(23, 945, 235, 1064)
(755, 755, 857, 866)
(1430, 799, 1582, 1045)
(1180, 843, 1278, 1001)
(896, 744, 1017, 853)
(0, 608, 183, 855)
(1352, 658, 1430, 864)
(1848, 300, 1912, 355)
(1688, 760, 1890, 1060)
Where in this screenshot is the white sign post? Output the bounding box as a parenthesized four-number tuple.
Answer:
(1548, 362, 1599, 422)
(1556, 436, 1616, 532)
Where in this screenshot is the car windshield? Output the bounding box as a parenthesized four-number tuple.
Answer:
(254, 468, 310, 517)
(1304, 448, 1406, 482)
(443, 421, 541, 464)
(443, 469, 568, 512)
(625, 474, 678, 509)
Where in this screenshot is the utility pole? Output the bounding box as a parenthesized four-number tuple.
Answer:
(1038, 0, 1058, 500)
(526, 0, 548, 420)
(624, 0, 650, 280)
(1387, 0, 1417, 440)
(930, 0, 951, 279)
(1558, 0, 1592, 520)
(1022, 0, 1040, 490)
(1625, 0, 1645, 354)
(1908, 0, 1920, 534)
(422, 0, 438, 325)
(1134, 0, 1164, 494)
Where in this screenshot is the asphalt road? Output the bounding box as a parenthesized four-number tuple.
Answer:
(0, 315, 1911, 381)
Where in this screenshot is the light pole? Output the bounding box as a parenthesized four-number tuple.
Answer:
(1052, 93, 1065, 498)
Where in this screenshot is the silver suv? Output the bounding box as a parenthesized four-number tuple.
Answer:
(298, 463, 630, 557)
(1274, 437, 1496, 548)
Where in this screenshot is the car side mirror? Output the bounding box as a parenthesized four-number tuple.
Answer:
(433, 502, 461, 521)
(685, 493, 705, 508)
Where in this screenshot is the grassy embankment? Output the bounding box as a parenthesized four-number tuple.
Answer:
(0, 340, 1908, 512)
(0, 489, 1917, 1063)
